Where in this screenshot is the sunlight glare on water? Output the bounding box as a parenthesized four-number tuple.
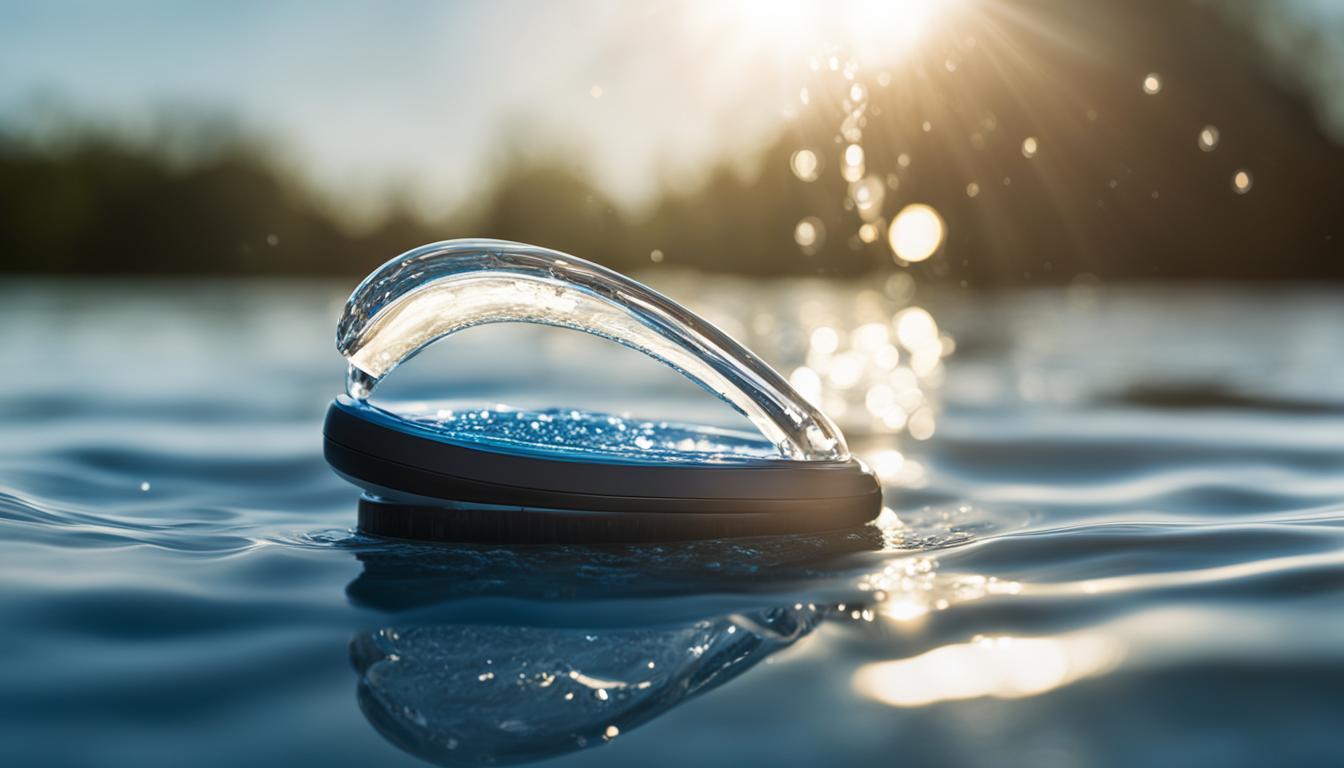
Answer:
(853, 635, 1125, 707)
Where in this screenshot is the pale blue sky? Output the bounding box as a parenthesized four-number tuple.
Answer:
(0, 0, 809, 219)
(1, 0, 1339, 220)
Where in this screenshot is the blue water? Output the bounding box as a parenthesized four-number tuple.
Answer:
(3, 279, 1344, 767)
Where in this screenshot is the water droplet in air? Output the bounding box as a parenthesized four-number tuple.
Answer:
(1198, 125, 1220, 152)
(841, 144, 865, 182)
(850, 176, 885, 221)
(790, 149, 819, 182)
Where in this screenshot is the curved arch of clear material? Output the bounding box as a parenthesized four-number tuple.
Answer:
(336, 239, 848, 461)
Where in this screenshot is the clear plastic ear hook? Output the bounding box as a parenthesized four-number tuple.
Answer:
(335, 239, 849, 462)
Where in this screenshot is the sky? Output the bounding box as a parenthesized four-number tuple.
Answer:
(1, 0, 1340, 221)
(0, 0, 815, 219)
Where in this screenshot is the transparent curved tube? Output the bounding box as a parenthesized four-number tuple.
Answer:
(336, 239, 848, 461)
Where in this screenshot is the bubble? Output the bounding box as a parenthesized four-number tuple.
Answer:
(1232, 168, 1253, 194)
(1142, 73, 1162, 95)
(649, 249, 664, 263)
(1198, 125, 1220, 152)
(841, 144, 866, 182)
(139, 481, 151, 492)
(859, 223, 880, 243)
(799, 87, 810, 105)
(897, 153, 911, 168)
(795, 217, 825, 253)
(966, 182, 980, 198)
(850, 176, 885, 221)
(921, 121, 933, 133)
(888, 204, 945, 263)
(790, 149, 819, 182)
(849, 83, 867, 104)
(1021, 136, 1038, 158)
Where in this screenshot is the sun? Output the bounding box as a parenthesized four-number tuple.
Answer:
(710, 0, 957, 64)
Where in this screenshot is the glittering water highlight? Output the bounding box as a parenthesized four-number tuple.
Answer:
(4, 280, 1344, 768)
(363, 400, 782, 464)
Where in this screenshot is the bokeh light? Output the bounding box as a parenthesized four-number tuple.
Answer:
(888, 204, 946, 263)
(1233, 168, 1253, 194)
(790, 149, 820, 182)
(1198, 125, 1220, 152)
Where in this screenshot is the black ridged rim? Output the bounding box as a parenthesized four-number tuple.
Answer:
(324, 399, 882, 542)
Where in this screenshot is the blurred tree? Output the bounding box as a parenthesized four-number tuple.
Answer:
(1, 0, 1342, 284)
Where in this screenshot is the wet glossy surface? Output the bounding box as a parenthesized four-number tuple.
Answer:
(2, 279, 1343, 767)
(358, 400, 783, 464)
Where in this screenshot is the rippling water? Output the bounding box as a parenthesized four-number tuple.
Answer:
(3, 279, 1343, 767)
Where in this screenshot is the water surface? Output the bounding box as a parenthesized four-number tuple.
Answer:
(2, 279, 1342, 767)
